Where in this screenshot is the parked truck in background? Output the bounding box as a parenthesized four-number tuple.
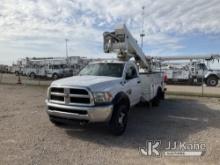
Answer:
(12, 56, 91, 79)
(156, 55, 220, 86)
(45, 25, 165, 135)
(0, 65, 10, 73)
(26, 64, 73, 79)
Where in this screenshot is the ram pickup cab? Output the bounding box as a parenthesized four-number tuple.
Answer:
(46, 60, 165, 135)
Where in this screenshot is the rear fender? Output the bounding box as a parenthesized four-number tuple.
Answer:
(205, 74, 219, 80)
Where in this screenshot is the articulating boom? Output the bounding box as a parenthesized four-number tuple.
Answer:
(103, 24, 152, 71)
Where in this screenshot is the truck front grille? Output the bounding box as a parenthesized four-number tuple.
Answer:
(50, 95, 64, 102)
(51, 88, 64, 93)
(49, 87, 92, 105)
(70, 88, 88, 95)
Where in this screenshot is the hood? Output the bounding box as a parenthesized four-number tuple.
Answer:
(51, 75, 122, 91)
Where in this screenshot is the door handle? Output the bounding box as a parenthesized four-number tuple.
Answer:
(137, 80, 141, 84)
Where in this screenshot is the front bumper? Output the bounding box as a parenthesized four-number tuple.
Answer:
(45, 100, 113, 122)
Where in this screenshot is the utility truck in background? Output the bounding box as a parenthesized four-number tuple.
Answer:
(24, 58, 73, 79)
(45, 25, 165, 135)
(26, 64, 72, 79)
(155, 55, 220, 86)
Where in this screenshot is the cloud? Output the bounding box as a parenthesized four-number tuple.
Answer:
(0, 0, 220, 64)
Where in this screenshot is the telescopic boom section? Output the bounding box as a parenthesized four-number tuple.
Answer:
(154, 54, 220, 61)
(103, 24, 152, 72)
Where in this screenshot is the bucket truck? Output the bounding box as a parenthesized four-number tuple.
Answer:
(155, 55, 220, 86)
(45, 25, 165, 135)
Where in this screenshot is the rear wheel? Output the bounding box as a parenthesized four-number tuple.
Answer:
(30, 72, 36, 79)
(152, 89, 161, 107)
(206, 76, 218, 87)
(15, 71, 19, 76)
(109, 103, 129, 136)
(52, 73, 59, 79)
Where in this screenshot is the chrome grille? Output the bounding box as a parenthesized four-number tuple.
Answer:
(50, 87, 92, 105)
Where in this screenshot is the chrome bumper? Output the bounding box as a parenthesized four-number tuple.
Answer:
(45, 100, 113, 122)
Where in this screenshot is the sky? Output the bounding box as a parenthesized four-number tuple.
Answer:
(0, 0, 220, 68)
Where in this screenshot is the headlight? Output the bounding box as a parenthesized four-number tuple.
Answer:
(93, 92, 113, 104)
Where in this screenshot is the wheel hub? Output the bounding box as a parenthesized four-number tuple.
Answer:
(210, 80, 216, 86)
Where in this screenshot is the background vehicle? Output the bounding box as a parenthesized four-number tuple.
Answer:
(0, 65, 10, 73)
(155, 55, 220, 86)
(11, 56, 90, 79)
(26, 64, 73, 79)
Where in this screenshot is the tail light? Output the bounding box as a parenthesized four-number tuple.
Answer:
(164, 74, 168, 82)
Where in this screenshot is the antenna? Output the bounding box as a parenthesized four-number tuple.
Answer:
(65, 38, 69, 65)
(65, 38, 69, 58)
(140, 6, 145, 49)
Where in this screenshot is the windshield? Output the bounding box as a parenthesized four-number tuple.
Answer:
(79, 63, 124, 77)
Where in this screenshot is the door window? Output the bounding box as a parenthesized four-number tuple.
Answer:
(126, 66, 137, 80)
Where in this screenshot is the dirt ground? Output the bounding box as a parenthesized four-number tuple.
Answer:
(0, 84, 220, 165)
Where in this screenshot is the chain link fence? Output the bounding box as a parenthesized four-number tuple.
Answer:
(0, 73, 51, 86)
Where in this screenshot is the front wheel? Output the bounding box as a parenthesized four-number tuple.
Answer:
(206, 76, 218, 87)
(109, 104, 129, 136)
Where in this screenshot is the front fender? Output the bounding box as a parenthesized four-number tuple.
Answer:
(112, 92, 130, 110)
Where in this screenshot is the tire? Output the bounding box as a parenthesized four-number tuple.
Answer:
(160, 91, 165, 100)
(206, 76, 218, 87)
(109, 103, 129, 136)
(15, 71, 19, 76)
(152, 90, 161, 107)
(157, 88, 165, 100)
(30, 72, 36, 79)
(188, 79, 194, 85)
(52, 73, 59, 79)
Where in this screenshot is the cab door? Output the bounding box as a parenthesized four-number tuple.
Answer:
(124, 63, 142, 106)
(197, 63, 207, 78)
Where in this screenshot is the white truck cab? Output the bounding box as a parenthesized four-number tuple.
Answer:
(46, 25, 165, 135)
